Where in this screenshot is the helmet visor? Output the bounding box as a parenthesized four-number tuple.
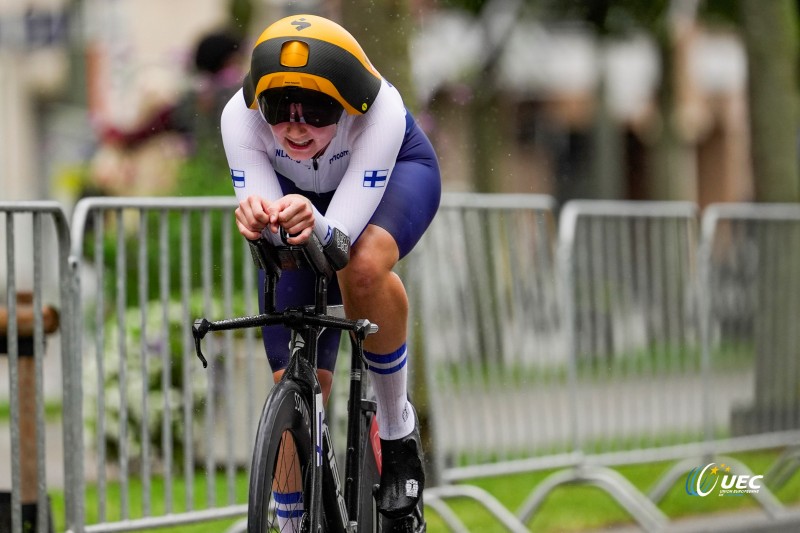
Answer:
(258, 87, 344, 127)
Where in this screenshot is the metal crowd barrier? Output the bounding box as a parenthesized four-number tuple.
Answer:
(407, 193, 562, 531)
(69, 197, 266, 532)
(515, 201, 700, 530)
(414, 197, 800, 531)
(695, 203, 800, 490)
(0, 202, 80, 533)
(699, 202, 800, 440)
(5, 195, 800, 532)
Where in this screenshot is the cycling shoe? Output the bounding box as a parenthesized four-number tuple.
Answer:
(375, 407, 425, 519)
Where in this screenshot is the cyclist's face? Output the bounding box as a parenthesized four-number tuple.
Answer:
(270, 108, 337, 160)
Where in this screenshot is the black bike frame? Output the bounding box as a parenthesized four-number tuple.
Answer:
(193, 237, 376, 533)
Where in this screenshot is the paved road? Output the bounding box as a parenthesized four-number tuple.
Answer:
(590, 507, 800, 532)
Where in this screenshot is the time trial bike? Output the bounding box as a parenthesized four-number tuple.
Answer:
(192, 233, 425, 532)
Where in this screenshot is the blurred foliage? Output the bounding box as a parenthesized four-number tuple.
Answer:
(176, 146, 232, 197)
(83, 206, 246, 309)
(83, 298, 210, 465)
(79, 142, 244, 308)
(341, 0, 414, 110)
(228, 0, 254, 38)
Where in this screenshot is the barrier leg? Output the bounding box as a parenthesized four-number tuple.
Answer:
(0, 292, 59, 532)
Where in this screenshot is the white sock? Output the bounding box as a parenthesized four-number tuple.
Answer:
(364, 344, 416, 440)
(274, 491, 303, 532)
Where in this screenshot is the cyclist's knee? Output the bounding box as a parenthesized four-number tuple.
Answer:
(340, 251, 385, 294)
(340, 228, 397, 293)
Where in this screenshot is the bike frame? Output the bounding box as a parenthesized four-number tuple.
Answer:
(193, 237, 379, 533)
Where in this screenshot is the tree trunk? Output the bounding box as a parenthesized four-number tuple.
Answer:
(734, 0, 800, 434)
(340, 0, 414, 110)
(740, 0, 800, 202)
(469, 87, 503, 193)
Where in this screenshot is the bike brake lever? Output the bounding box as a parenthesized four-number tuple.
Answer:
(192, 318, 210, 368)
(354, 319, 379, 340)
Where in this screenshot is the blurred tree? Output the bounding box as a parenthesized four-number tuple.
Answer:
(339, 0, 424, 439)
(466, 0, 523, 193)
(739, 0, 800, 434)
(65, 0, 88, 106)
(740, 0, 800, 202)
(434, 0, 525, 192)
(340, 0, 414, 111)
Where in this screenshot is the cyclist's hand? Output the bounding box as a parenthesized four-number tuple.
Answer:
(267, 194, 315, 245)
(235, 195, 271, 240)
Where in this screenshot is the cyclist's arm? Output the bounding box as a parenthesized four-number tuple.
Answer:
(221, 91, 285, 243)
(324, 82, 406, 245)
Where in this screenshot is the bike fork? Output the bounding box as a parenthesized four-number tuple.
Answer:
(344, 331, 369, 524)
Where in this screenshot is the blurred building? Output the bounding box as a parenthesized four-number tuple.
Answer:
(0, 0, 69, 201)
(412, 9, 753, 207)
(0, 0, 232, 297)
(0, 0, 231, 204)
(1, 1, 756, 209)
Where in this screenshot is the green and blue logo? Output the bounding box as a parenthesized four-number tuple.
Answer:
(686, 462, 763, 497)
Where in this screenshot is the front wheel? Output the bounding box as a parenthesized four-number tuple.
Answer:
(248, 381, 316, 533)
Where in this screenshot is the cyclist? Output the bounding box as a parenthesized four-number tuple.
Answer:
(220, 13, 440, 527)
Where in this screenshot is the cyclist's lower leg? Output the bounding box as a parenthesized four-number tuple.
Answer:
(337, 226, 424, 519)
(273, 432, 304, 531)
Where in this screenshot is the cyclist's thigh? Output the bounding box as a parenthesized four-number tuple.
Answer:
(368, 123, 441, 260)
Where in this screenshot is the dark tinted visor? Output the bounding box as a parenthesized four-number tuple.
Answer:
(258, 87, 344, 127)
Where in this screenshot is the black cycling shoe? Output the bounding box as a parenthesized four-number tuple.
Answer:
(375, 406, 425, 519)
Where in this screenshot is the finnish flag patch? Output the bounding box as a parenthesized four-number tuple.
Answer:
(363, 169, 388, 188)
(231, 169, 245, 188)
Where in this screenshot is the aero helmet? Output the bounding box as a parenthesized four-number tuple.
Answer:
(243, 14, 382, 125)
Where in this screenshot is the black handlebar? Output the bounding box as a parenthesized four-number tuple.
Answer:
(250, 231, 335, 281)
(192, 233, 374, 368)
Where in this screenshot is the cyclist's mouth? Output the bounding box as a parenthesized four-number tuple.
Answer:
(287, 138, 313, 150)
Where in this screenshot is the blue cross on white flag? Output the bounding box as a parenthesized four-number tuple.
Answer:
(363, 170, 388, 188)
(231, 169, 245, 188)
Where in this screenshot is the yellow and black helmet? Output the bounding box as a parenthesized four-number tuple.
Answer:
(243, 14, 382, 118)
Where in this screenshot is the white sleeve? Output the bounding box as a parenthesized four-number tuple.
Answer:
(221, 89, 285, 205)
(324, 83, 406, 243)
